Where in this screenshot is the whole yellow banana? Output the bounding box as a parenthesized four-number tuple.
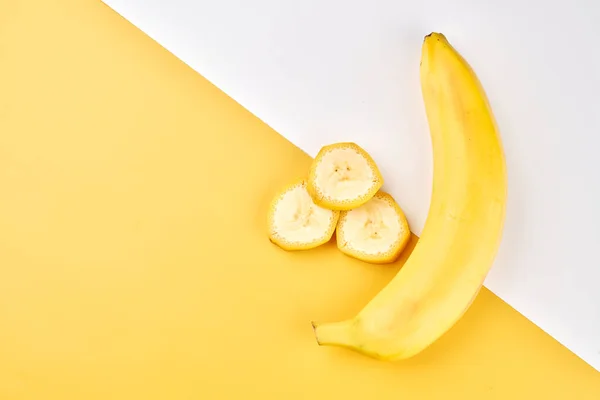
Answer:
(311, 33, 508, 360)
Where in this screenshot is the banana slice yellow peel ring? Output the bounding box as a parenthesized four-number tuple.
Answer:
(307, 142, 384, 211)
(268, 179, 340, 251)
(336, 191, 411, 264)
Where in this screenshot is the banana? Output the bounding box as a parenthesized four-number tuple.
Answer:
(307, 142, 383, 211)
(268, 179, 339, 251)
(336, 191, 410, 264)
(311, 33, 508, 360)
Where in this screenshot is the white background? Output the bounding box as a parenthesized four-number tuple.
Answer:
(102, 0, 600, 371)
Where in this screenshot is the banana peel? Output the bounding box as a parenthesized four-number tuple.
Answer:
(311, 32, 508, 360)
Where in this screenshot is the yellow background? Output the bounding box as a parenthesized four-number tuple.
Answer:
(0, 1, 598, 398)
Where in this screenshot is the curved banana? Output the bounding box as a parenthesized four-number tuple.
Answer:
(311, 33, 508, 360)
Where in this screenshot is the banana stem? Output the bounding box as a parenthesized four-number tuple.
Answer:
(311, 320, 356, 348)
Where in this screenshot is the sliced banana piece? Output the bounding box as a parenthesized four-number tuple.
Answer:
(336, 191, 410, 264)
(268, 179, 340, 251)
(307, 142, 383, 210)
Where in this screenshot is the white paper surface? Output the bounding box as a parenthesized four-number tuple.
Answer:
(102, 0, 600, 371)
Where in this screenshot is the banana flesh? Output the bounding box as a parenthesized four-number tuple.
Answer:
(268, 179, 339, 251)
(337, 192, 410, 264)
(311, 33, 508, 360)
(308, 142, 383, 211)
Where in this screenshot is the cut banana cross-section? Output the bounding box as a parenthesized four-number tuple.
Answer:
(336, 191, 410, 264)
(268, 179, 340, 251)
(307, 142, 384, 210)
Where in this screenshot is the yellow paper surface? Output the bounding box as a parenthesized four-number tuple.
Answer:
(0, 1, 598, 398)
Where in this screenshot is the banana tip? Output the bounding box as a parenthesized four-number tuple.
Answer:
(311, 321, 321, 345)
(424, 32, 447, 41)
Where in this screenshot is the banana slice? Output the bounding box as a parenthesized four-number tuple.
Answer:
(307, 142, 383, 210)
(336, 191, 410, 264)
(267, 179, 340, 251)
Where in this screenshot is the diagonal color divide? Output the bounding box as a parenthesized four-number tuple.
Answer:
(100, 0, 600, 371)
(0, 2, 598, 398)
